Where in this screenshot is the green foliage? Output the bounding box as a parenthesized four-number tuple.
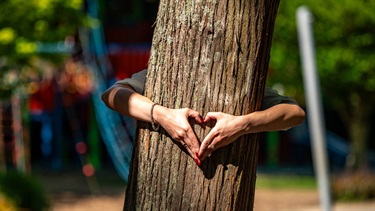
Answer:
(0, 0, 85, 99)
(269, 0, 375, 107)
(270, 0, 375, 169)
(0, 171, 50, 211)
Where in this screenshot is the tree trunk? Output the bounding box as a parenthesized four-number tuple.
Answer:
(346, 94, 373, 170)
(125, 0, 280, 210)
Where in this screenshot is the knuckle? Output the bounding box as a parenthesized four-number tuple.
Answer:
(182, 125, 190, 132)
(203, 141, 210, 147)
(172, 134, 180, 141)
(210, 130, 219, 137)
(176, 129, 186, 139)
(181, 141, 190, 149)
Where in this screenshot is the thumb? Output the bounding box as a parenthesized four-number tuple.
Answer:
(203, 112, 220, 122)
(198, 128, 216, 159)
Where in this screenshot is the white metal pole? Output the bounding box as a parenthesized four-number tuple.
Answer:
(296, 6, 332, 211)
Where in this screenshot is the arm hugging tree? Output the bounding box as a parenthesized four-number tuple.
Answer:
(124, 0, 280, 210)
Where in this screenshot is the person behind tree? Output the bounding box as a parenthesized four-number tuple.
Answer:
(101, 69, 305, 165)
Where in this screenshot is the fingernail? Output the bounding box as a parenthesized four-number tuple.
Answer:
(194, 158, 200, 166)
(196, 152, 200, 159)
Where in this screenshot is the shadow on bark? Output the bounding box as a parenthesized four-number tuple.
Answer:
(138, 120, 256, 180)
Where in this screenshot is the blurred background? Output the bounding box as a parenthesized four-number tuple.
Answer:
(0, 0, 374, 210)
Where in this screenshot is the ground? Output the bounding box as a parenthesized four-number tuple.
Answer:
(34, 168, 375, 211)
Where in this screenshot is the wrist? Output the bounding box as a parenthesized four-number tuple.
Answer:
(150, 103, 160, 130)
(237, 114, 251, 135)
(152, 104, 168, 125)
(242, 113, 258, 134)
(244, 111, 269, 133)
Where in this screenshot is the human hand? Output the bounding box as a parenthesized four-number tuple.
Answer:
(154, 106, 203, 165)
(198, 112, 247, 161)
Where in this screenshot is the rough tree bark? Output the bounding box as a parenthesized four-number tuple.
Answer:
(125, 0, 280, 210)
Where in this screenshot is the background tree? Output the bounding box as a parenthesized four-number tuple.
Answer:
(0, 0, 86, 173)
(268, 0, 375, 170)
(0, 0, 85, 99)
(124, 0, 279, 210)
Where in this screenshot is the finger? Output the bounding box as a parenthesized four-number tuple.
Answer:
(184, 141, 201, 166)
(182, 127, 202, 166)
(181, 141, 200, 165)
(185, 127, 200, 156)
(198, 129, 216, 160)
(203, 112, 220, 122)
(200, 139, 217, 161)
(187, 109, 203, 123)
(194, 114, 203, 123)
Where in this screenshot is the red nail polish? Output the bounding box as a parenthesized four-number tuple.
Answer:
(194, 158, 201, 166)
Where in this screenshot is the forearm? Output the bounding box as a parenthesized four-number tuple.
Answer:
(101, 84, 155, 122)
(242, 104, 305, 134)
(102, 84, 202, 162)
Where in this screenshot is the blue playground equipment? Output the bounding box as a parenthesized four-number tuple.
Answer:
(81, 0, 375, 183)
(80, 0, 136, 182)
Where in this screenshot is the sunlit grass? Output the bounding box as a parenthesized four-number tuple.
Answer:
(256, 174, 317, 189)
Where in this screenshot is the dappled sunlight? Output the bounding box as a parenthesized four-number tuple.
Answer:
(0, 0, 374, 210)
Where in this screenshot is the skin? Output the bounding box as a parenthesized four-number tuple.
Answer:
(101, 84, 203, 164)
(101, 83, 306, 165)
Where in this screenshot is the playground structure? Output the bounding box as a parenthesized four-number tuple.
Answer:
(1, 0, 375, 190)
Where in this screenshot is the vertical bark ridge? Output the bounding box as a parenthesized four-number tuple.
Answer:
(125, 0, 280, 210)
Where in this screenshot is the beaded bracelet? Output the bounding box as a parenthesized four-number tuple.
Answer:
(150, 103, 160, 131)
